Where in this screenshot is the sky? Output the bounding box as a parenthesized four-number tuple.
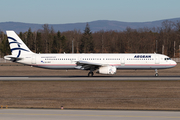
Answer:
(1, 0, 180, 24)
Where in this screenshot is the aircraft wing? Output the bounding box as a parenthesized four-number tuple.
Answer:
(75, 60, 107, 70)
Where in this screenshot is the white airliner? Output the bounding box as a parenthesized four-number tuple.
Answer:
(4, 31, 177, 77)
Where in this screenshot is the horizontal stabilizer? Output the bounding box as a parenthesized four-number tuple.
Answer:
(4, 55, 23, 62)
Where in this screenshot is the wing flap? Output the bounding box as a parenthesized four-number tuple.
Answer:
(77, 60, 102, 66)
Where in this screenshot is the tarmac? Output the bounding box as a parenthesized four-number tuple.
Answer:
(0, 109, 180, 120)
(0, 76, 180, 80)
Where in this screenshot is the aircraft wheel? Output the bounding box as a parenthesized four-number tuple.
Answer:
(155, 69, 159, 77)
(155, 73, 159, 77)
(88, 72, 94, 77)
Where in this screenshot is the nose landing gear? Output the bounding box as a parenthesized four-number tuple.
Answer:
(155, 69, 159, 77)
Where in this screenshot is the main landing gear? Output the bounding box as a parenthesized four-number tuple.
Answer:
(155, 69, 159, 77)
(88, 72, 94, 77)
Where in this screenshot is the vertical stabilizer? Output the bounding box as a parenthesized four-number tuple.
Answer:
(6, 31, 34, 58)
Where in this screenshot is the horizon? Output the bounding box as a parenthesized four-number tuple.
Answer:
(1, 17, 180, 25)
(1, 17, 180, 34)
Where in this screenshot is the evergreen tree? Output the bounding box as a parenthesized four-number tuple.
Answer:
(51, 36, 58, 53)
(61, 35, 66, 53)
(42, 24, 50, 53)
(57, 31, 61, 53)
(36, 32, 42, 53)
(27, 28, 33, 50)
(79, 23, 94, 53)
(0, 35, 10, 57)
(19, 32, 23, 39)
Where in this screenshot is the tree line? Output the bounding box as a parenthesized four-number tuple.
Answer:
(0, 20, 180, 58)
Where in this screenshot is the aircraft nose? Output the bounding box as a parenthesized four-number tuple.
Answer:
(172, 60, 177, 66)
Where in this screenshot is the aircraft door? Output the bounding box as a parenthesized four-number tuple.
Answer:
(78, 56, 82, 61)
(121, 57, 125, 66)
(32, 55, 36, 64)
(155, 54, 160, 64)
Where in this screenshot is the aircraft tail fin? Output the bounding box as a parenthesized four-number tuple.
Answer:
(6, 31, 34, 58)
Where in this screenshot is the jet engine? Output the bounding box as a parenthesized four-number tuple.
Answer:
(97, 66, 116, 75)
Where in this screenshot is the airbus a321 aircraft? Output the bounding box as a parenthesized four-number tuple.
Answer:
(4, 31, 177, 77)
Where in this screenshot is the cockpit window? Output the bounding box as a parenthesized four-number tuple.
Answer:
(164, 58, 171, 60)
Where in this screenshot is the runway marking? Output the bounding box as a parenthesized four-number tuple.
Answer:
(1, 76, 180, 81)
(0, 112, 180, 119)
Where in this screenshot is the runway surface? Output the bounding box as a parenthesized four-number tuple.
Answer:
(0, 76, 180, 80)
(0, 109, 180, 120)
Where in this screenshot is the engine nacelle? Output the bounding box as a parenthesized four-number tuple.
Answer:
(97, 66, 116, 75)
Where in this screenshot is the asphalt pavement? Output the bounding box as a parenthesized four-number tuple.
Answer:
(0, 76, 180, 80)
(0, 109, 180, 120)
